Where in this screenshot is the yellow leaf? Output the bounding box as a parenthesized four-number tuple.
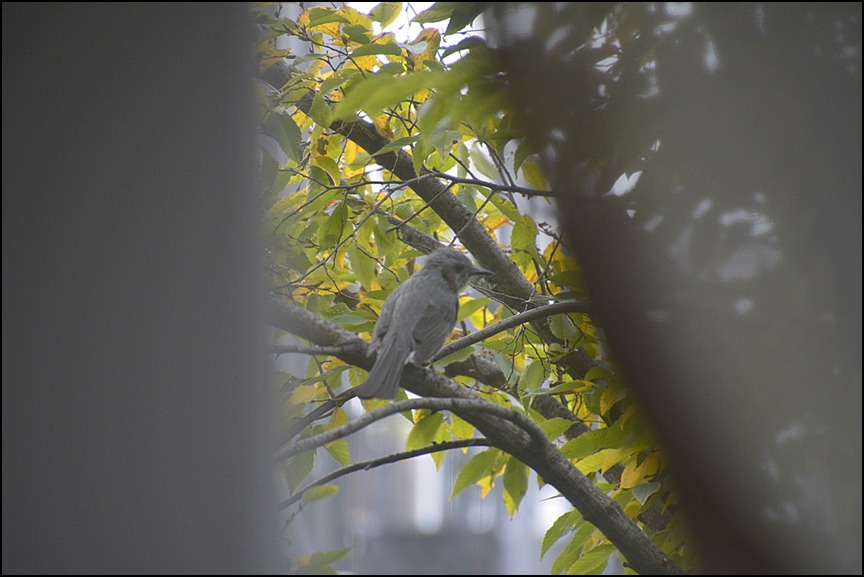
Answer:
(373, 114, 395, 139)
(601, 447, 632, 474)
(623, 498, 642, 519)
(478, 475, 495, 498)
(521, 160, 547, 191)
(620, 460, 643, 489)
(599, 385, 624, 415)
(409, 28, 441, 69)
(482, 213, 509, 231)
(290, 384, 319, 405)
(620, 451, 661, 489)
(642, 451, 662, 478)
(574, 448, 619, 474)
(328, 407, 348, 429)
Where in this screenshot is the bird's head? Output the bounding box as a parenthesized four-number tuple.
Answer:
(424, 247, 493, 292)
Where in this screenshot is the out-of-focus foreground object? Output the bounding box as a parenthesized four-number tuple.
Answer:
(3, 4, 278, 573)
(488, 3, 862, 573)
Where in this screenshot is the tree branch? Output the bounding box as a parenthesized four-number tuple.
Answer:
(272, 344, 346, 356)
(275, 397, 549, 463)
(268, 299, 684, 575)
(428, 170, 556, 198)
(279, 438, 493, 510)
(260, 66, 678, 572)
(263, 67, 602, 466)
(435, 300, 593, 361)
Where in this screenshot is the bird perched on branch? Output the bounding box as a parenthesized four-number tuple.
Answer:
(353, 247, 493, 399)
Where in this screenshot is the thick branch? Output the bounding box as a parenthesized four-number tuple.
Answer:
(271, 344, 345, 355)
(263, 66, 676, 571)
(279, 438, 493, 510)
(263, 66, 601, 472)
(275, 397, 548, 463)
(287, 89, 540, 316)
(269, 300, 684, 575)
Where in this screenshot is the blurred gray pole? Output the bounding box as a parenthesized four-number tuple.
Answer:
(2, 4, 278, 573)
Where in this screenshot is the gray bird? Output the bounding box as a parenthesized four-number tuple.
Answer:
(354, 247, 493, 399)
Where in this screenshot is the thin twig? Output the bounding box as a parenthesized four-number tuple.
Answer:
(429, 170, 556, 198)
(279, 438, 493, 509)
(435, 300, 592, 361)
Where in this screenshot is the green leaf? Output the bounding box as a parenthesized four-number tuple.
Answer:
(309, 93, 333, 128)
(441, 35, 486, 59)
(307, 7, 349, 28)
(548, 270, 583, 288)
(302, 484, 339, 504)
(513, 140, 535, 173)
(451, 448, 497, 499)
(412, 2, 459, 24)
(502, 455, 529, 517)
(320, 69, 362, 95)
(469, 146, 499, 180)
(328, 313, 373, 327)
(551, 523, 594, 574)
(372, 134, 421, 155)
(486, 189, 522, 221)
(412, 138, 432, 175)
(351, 42, 403, 57)
(318, 201, 347, 249)
(445, 3, 486, 35)
(333, 70, 439, 122)
(567, 544, 615, 575)
(521, 360, 546, 393)
(406, 412, 445, 451)
(457, 296, 491, 321)
(550, 314, 577, 341)
(296, 547, 351, 575)
(312, 155, 341, 185)
(543, 379, 593, 395)
(542, 510, 582, 559)
(511, 213, 540, 258)
(376, 62, 405, 75)
(538, 417, 574, 440)
(347, 244, 376, 289)
(283, 450, 315, 493)
(372, 215, 400, 262)
(262, 112, 302, 164)
(325, 438, 350, 466)
(370, 2, 402, 28)
(450, 413, 475, 440)
(633, 481, 661, 505)
(343, 24, 372, 45)
(585, 366, 613, 381)
(560, 428, 607, 460)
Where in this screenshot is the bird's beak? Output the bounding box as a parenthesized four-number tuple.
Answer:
(471, 267, 494, 277)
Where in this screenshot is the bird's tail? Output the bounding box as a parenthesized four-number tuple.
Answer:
(354, 338, 410, 400)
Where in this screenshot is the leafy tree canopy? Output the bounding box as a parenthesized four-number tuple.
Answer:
(256, 3, 694, 574)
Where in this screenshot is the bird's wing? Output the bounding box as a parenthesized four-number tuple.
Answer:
(372, 284, 402, 342)
(411, 293, 459, 364)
